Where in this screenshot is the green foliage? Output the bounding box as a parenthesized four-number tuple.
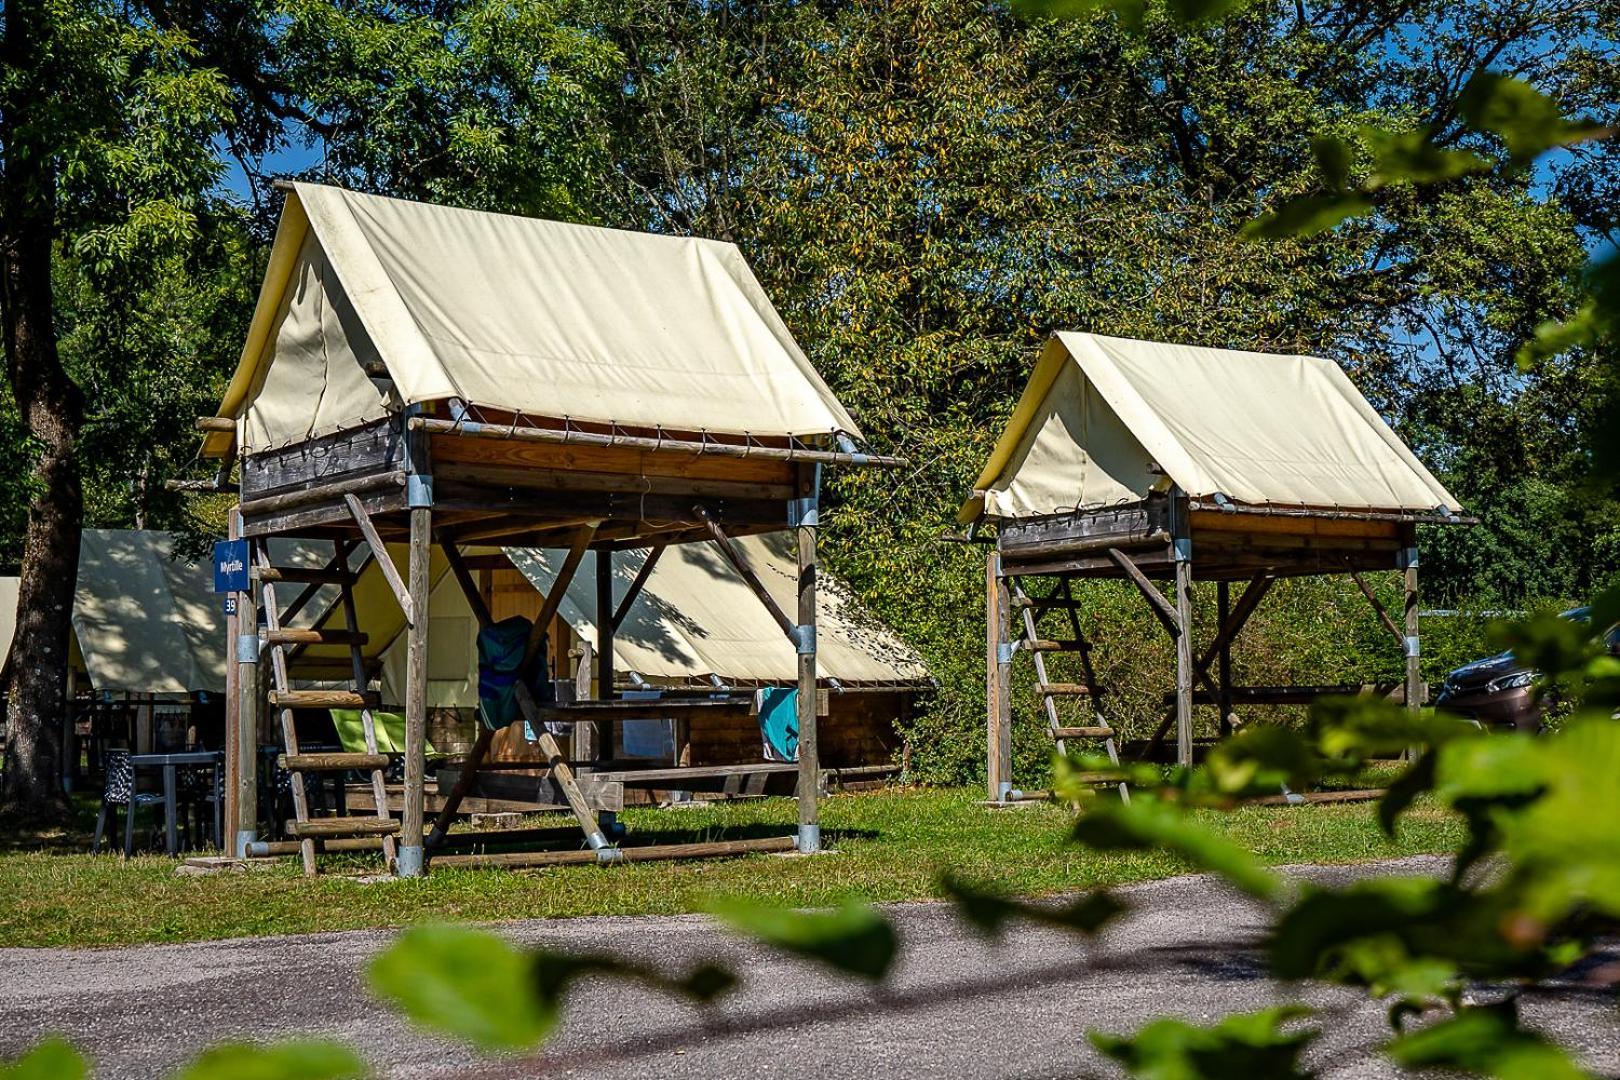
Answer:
(940, 873, 1124, 937)
(368, 922, 739, 1055)
(1071, 795, 1282, 902)
(1089, 1006, 1318, 1080)
(712, 899, 898, 981)
(173, 1041, 367, 1080)
(0, 1040, 84, 1080)
(1387, 1004, 1588, 1080)
(367, 923, 556, 1051)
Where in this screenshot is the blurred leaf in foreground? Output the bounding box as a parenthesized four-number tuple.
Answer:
(368, 924, 555, 1052)
(1071, 795, 1282, 902)
(1387, 1003, 1591, 1079)
(941, 874, 1124, 939)
(713, 900, 898, 981)
(0, 1039, 85, 1080)
(1090, 1005, 1317, 1079)
(174, 1041, 367, 1080)
(1458, 71, 1609, 164)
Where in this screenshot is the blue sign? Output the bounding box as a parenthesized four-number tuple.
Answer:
(213, 539, 250, 594)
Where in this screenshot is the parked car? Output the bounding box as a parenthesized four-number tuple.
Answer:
(1434, 607, 1618, 733)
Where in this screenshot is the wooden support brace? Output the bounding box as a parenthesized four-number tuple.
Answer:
(344, 493, 414, 625)
(1348, 567, 1408, 651)
(696, 505, 797, 641)
(610, 543, 666, 633)
(1107, 548, 1181, 636)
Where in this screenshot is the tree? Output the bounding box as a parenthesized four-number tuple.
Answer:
(0, 0, 229, 821)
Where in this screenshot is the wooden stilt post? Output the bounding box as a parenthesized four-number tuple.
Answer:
(794, 463, 821, 854)
(595, 548, 615, 761)
(1217, 580, 1234, 737)
(232, 508, 259, 858)
(398, 501, 432, 877)
(1402, 531, 1421, 717)
(222, 508, 240, 842)
(986, 550, 1012, 801)
(1173, 497, 1195, 768)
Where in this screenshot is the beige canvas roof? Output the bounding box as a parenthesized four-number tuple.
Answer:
(962, 333, 1462, 522)
(203, 182, 860, 456)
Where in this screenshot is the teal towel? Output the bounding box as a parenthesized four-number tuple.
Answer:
(757, 687, 799, 762)
(477, 616, 546, 731)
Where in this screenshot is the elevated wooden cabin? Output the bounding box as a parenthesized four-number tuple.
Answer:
(961, 333, 1468, 794)
(200, 182, 902, 875)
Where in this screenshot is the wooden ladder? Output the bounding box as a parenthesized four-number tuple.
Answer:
(254, 541, 398, 876)
(1011, 577, 1129, 802)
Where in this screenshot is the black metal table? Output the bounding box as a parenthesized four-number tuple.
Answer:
(129, 751, 223, 855)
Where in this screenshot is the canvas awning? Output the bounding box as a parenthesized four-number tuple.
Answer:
(505, 534, 930, 688)
(203, 182, 861, 457)
(962, 333, 1462, 522)
(357, 533, 928, 708)
(72, 530, 334, 696)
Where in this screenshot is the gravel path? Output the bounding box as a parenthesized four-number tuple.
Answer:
(1, 855, 1614, 1079)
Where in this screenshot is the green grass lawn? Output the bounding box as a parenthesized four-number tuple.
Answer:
(0, 786, 1461, 948)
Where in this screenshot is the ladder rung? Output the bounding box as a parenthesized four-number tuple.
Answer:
(1053, 726, 1115, 739)
(268, 690, 381, 709)
(279, 752, 391, 772)
(1025, 639, 1082, 652)
(264, 628, 369, 646)
(1037, 683, 1092, 697)
(252, 565, 354, 585)
(285, 816, 400, 839)
(1067, 771, 1123, 785)
(1011, 597, 1084, 610)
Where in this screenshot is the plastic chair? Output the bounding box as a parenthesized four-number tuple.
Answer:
(91, 749, 170, 857)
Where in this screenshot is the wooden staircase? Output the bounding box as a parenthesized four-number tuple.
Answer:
(1011, 577, 1128, 802)
(254, 541, 397, 875)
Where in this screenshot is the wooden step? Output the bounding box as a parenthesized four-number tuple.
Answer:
(252, 565, 355, 585)
(279, 752, 391, 772)
(268, 690, 381, 709)
(263, 628, 369, 646)
(1011, 597, 1084, 610)
(1052, 725, 1115, 739)
(1025, 639, 1083, 652)
(1037, 683, 1092, 697)
(285, 816, 400, 839)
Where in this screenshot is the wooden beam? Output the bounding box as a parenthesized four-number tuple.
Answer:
(522, 523, 596, 675)
(795, 466, 820, 853)
(1403, 539, 1422, 716)
(696, 505, 795, 638)
(428, 834, 797, 870)
(1174, 553, 1195, 767)
(241, 470, 406, 518)
(1108, 548, 1181, 636)
(610, 543, 666, 633)
(1217, 581, 1234, 738)
(195, 415, 235, 432)
(411, 415, 908, 469)
(426, 542, 494, 849)
(987, 552, 1012, 801)
(1349, 568, 1407, 651)
(397, 502, 432, 876)
(345, 493, 415, 625)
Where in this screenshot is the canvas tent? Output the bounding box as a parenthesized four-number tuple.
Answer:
(198, 182, 905, 876)
(201, 182, 861, 459)
(962, 332, 1462, 523)
(970, 333, 1467, 793)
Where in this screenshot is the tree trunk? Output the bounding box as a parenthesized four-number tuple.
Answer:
(0, 0, 84, 825)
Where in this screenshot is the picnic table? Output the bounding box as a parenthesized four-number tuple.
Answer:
(129, 751, 222, 855)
